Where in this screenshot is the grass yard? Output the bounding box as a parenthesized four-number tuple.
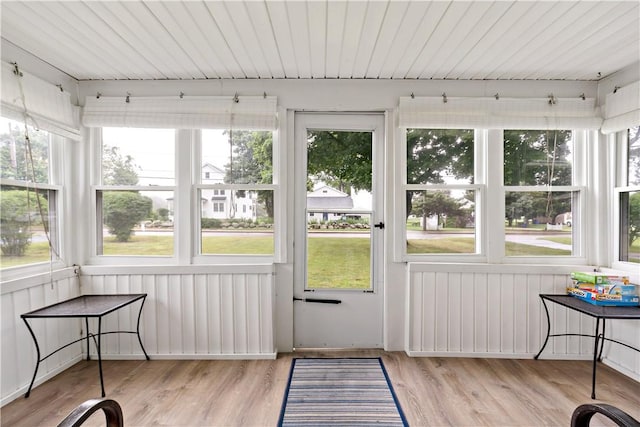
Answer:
(4, 234, 639, 273)
(407, 237, 572, 256)
(307, 237, 370, 289)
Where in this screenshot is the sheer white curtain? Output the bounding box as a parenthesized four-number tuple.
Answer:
(82, 95, 277, 130)
(1, 61, 80, 139)
(398, 95, 602, 130)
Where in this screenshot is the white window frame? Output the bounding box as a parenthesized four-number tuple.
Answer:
(398, 128, 590, 264)
(89, 127, 178, 265)
(499, 129, 588, 264)
(192, 128, 281, 264)
(400, 128, 486, 263)
(0, 125, 66, 279)
(612, 127, 640, 272)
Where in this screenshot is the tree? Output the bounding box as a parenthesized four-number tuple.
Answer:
(101, 144, 149, 241)
(628, 192, 640, 246)
(0, 121, 49, 182)
(0, 189, 48, 256)
(224, 130, 274, 217)
(406, 129, 474, 220)
(504, 130, 573, 224)
(411, 191, 465, 231)
(102, 145, 139, 185)
(103, 192, 152, 242)
(307, 131, 372, 194)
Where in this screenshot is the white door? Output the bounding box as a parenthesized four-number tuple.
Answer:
(293, 113, 384, 348)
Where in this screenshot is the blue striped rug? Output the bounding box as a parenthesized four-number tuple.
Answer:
(278, 357, 408, 426)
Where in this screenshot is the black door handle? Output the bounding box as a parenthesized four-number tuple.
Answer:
(293, 297, 342, 304)
(374, 222, 384, 229)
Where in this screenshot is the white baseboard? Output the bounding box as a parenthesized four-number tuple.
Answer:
(91, 352, 278, 360)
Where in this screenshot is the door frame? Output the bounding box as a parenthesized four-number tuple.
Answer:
(293, 112, 385, 348)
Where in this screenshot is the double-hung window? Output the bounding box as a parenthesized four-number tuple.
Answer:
(616, 125, 640, 264)
(503, 129, 584, 258)
(403, 128, 480, 256)
(0, 117, 62, 270)
(95, 127, 175, 257)
(196, 129, 276, 257)
(84, 94, 278, 263)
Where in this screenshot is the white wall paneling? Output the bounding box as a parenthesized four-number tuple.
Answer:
(406, 263, 640, 381)
(1, 269, 80, 406)
(79, 265, 276, 360)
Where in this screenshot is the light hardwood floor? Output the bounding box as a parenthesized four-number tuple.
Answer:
(2, 350, 639, 426)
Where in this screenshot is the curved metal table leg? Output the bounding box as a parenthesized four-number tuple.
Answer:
(22, 318, 41, 398)
(591, 318, 600, 399)
(534, 296, 551, 359)
(136, 296, 150, 360)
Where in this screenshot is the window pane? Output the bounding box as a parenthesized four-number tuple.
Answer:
(200, 189, 273, 255)
(504, 191, 574, 256)
(406, 190, 476, 254)
(504, 130, 573, 186)
(619, 191, 640, 264)
(97, 190, 173, 256)
(202, 129, 273, 185)
(628, 126, 640, 186)
(406, 129, 474, 185)
(1, 117, 50, 183)
(0, 185, 58, 268)
(102, 128, 174, 185)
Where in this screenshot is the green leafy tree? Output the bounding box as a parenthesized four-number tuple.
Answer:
(0, 189, 48, 256)
(307, 131, 372, 194)
(406, 129, 474, 219)
(101, 144, 149, 241)
(411, 191, 465, 231)
(629, 192, 640, 246)
(504, 130, 572, 224)
(0, 121, 49, 183)
(103, 145, 139, 185)
(103, 192, 152, 242)
(224, 130, 274, 217)
(157, 208, 169, 221)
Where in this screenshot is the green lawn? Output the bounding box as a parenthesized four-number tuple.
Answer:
(542, 236, 572, 245)
(4, 235, 638, 276)
(407, 237, 572, 256)
(307, 237, 370, 289)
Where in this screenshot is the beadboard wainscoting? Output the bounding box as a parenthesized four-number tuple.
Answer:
(79, 265, 276, 361)
(406, 263, 639, 376)
(1, 268, 81, 406)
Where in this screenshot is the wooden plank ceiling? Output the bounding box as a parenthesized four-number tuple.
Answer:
(1, 0, 638, 81)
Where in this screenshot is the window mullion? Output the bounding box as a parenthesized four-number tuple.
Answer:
(486, 129, 504, 262)
(175, 129, 193, 264)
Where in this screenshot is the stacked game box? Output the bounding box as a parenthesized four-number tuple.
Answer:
(568, 272, 639, 306)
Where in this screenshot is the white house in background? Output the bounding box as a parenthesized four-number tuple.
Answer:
(168, 163, 258, 221)
(306, 185, 357, 222)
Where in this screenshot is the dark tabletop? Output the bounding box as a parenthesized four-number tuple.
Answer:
(540, 294, 640, 319)
(21, 294, 147, 318)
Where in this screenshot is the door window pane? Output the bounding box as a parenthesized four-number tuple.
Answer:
(306, 130, 372, 289)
